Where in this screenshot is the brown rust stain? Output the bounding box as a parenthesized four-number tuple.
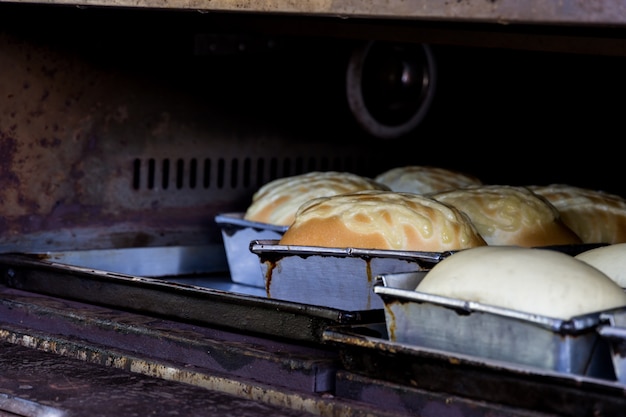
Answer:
(385, 303, 397, 341)
(259, 251, 288, 297)
(364, 257, 373, 310)
(264, 259, 276, 297)
(0, 133, 19, 189)
(0, 32, 96, 219)
(0, 31, 142, 241)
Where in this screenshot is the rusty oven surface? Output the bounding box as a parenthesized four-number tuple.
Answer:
(323, 323, 626, 417)
(0, 253, 384, 343)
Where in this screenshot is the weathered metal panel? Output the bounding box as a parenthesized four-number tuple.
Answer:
(0, 7, 388, 253)
(2, 0, 626, 27)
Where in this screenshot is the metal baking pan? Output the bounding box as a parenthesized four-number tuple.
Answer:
(215, 213, 289, 288)
(250, 240, 452, 311)
(0, 251, 383, 344)
(374, 271, 622, 379)
(596, 312, 626, 385)
(322, 323, 626, 417)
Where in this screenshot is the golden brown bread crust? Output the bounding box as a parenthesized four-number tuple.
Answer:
(279, 190, 487, 251)
(529, 184, 626, 244)
(429, 185, 582, 247)
(243, 171, 390, 226)
(374, 165, 482, 194)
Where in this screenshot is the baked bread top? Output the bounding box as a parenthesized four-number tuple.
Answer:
(529, 184, 626, 244)
(429, 185, 582, 247)
(278, 190, 487, 251)
(243, 171, 389, 226)
(374, 165, 482, 194)
(416, 246, 626, 320)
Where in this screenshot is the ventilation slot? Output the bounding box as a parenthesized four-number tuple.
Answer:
(132, 156, 371, 191)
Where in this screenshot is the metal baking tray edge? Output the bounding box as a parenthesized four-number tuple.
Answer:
(0, 253, 384, 344)
(322, 323, 626, 417)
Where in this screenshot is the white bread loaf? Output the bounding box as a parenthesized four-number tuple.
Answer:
(429, 185, 582, 247)
(243, 171, 389, 226)
(529, 184, 626, 244)
(575, 243, 626, 287)
(416, 246, 626, 320)
(374, 165, 482, 194)
(278, 190, 487, 251)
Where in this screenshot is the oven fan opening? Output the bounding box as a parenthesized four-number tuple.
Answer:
(130, 155, 380, 195)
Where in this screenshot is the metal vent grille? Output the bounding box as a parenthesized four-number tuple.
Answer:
(132, 156, 373, 192)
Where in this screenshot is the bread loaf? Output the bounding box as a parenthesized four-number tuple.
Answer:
(529, 184, 626, 244)
(243, 171, 389, 226)
(575, 243, 626, 287)
(416, 246, 626, 320)
(429, 185, 582, 247)
(374, 165, 482, 194)
(278, 190, 487, 251)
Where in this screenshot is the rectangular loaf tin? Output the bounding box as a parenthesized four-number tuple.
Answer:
(596, 311, 626, 384)
(250, 240, 451, 311)
(215, 213, 288, 287)
(374, 271, 619, 378)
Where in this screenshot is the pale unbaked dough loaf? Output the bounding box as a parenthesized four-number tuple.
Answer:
(429, 185, 582, 247)
(529, 184, 626, 244)
(416, 246, 626, 320)
(374, 165, 482, 194)
(278, 190, 487, 251)
(243, 171, 390, 226)
(575, 243, 626, 287)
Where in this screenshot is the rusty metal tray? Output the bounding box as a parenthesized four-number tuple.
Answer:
(322, 323, 626, 417)
(0, 251, 383, 344)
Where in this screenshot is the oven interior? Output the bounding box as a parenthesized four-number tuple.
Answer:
(1, 3, 626, 416)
